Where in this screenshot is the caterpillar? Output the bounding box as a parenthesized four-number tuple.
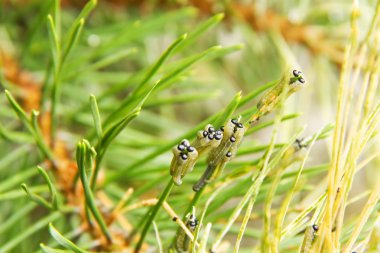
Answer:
(192, 124, 223, 156)
(300, 224, 319, 253)
(249, 69, 306, 124)
(175, 209, 198, 253)
(170, 139, 198, 186)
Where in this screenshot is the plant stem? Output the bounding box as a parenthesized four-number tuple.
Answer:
(91, 150, 104, 190)
(134, 179, 174, 253)
(77, 141, 112, 244)
(184, 187, 205, 218)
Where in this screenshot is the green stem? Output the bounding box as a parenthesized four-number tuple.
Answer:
(50, 67, 62, 145)
(183, 187, 205, 219)
(79, 160, 112, 243)
(134, 179, 174, 253)
(77, 141, 112, 244)
(90, 150, 104, 190)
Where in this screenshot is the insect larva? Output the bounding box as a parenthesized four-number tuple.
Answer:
(276, 138, 308, 169)
(193, 118, 245, 191)
(192, 162, 225, 192)
(175, 209, 198, 253)
(192, 124, 223, 155)
(170, 139, 198, 186)
(300, 224, 319, 253)
(249, 69, 306, 124)
(295, 138, 308, 150)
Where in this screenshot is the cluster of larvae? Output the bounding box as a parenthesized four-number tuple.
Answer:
(170, 69, 306, 190)
(170, 69, 306, 253)
(193, 119, 245, 191)
(170, 118, 245, 191)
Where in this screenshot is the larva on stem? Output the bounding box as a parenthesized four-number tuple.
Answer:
(175, 208, 198, 253)
(191, 124, 223, 155)
(249, 69, 306, 124)
(170, 139, 198, 186)
(300, 224, 319, 253)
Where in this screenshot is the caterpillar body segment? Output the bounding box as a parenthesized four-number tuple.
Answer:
(170, 146, 182, 176)
(170, 139, 198, 186)
(208, 153, 230, 181)
(192, 164, 215, 192)
(300, 224, 319, 253)
(206, 136, 234, 168)
(278, 138, 308, 168)
(222, 119, 237, 137)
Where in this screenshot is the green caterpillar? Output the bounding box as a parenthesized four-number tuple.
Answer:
(170, 139, 198, 186)
(175, 209, 198, 253)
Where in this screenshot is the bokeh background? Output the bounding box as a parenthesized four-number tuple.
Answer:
(0, 0, 379, 252)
